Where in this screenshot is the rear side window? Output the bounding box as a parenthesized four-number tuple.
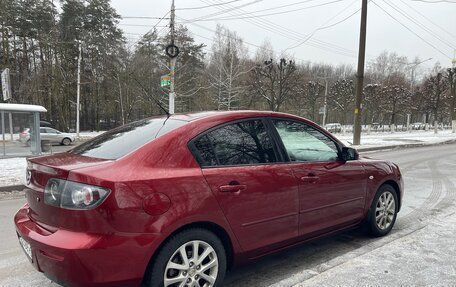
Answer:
(192, 119, 277, 167)
(70, 117, 187, 160)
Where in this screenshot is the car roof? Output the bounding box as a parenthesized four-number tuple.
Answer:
(170, 110, 298, 122)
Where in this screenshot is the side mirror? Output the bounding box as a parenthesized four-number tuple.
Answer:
(340, 147, 359, 161)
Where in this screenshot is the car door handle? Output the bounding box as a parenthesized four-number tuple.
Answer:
(300, 174, 319, 183)
(218, 184, 247, 193)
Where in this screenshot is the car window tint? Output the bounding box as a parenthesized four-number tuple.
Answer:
(194, 120, 277, 167)
(272, 119, 338, 162)
(69, 117, 187, 160)
(193, 135, 218, 167)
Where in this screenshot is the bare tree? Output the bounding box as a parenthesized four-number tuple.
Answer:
(328, 79, 354, 125)
(250, 57, 299, 112)
(381, 85, 411, 128)
(423, 71, 448, 132)
(363, 84, 383, 124)
(207, 25, 249, 110)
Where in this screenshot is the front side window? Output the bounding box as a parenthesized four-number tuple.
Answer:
(272, 119, 339, 162)
(193, 119, 277, 167)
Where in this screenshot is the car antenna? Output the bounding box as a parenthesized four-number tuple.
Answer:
(130, 76, 170, 118)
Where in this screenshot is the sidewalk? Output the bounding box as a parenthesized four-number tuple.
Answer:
(1, 130, 456, 190)
(270, 206, 456, 287)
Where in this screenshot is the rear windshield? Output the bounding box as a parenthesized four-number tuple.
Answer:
(69, 117, 187, 159)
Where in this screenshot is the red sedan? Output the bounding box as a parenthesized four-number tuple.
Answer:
(14, 111, 403, 287)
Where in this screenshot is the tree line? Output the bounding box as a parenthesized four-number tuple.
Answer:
(1, 0, 455, 132)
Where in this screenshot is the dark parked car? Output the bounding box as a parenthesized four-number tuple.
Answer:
(15, 111, 403, 287)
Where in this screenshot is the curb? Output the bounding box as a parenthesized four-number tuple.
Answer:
(0, 184, 26, 192)
(355, 138, 456, 152)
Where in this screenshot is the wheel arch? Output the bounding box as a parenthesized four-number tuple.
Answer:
(381, 180, 401, 212)
(62, 137, 72, 144)
(142, 221, 235, 285)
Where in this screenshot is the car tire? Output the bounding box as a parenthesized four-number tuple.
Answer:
(61, 138, 71, 146)
(146, 228, 227, 287)
(367, 184, 398, 237)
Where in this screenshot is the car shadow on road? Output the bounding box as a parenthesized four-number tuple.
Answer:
(223, 227, 380, 287)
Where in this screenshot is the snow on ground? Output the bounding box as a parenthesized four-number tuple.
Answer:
(0, 130, 455, 187)
(335, 129, 456, 148)
(69, 131, 105, 140)
(0, 157, 26, 187)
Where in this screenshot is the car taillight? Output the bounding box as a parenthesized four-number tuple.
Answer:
(44, 179, 110, 210)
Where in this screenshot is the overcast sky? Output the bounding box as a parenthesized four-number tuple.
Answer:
(111, 0, 456, 72)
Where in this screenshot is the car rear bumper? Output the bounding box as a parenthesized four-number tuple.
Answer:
(14, 205, 160, 287)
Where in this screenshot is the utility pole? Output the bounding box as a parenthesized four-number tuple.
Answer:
(353, 0, 368, 145)
(323, 79, 328, 127)
(169, 0, 177, 114)
(76, 41, 82, 138)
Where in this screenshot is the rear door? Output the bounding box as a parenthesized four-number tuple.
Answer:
(270, 118, 367, 237)
(190, 118, 299, 253)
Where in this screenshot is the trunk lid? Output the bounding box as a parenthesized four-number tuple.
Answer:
(26, 153, 111, 231)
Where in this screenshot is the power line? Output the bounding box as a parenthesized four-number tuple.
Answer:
(126, 11, 170, 50)
(181, 15, 355, 58)
(176, 0, 246, 10)
(285, 0, 360, 51)
(409, 0, 456, 3)
(194, 0, 357, 57)
(190, 0, 264, 21)
(120, 24, 168, 27)
(122, 16, 169, 20)
(204, 0, 357, 55)
(371, 0, 452, 59)
(382, 0, 456, 49)
(398, 0, 456, 41)
(205, 0, 323, 16)
(186, 0, 345, 21)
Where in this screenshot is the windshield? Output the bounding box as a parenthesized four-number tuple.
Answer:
(69, 117, 187, 159)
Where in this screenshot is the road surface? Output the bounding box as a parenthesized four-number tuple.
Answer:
(1, 143, 455, 286)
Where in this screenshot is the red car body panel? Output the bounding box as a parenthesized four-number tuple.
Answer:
(14, 110, 403, 287)
(290, 160, 367, 237)
(202, 164, 299, 253)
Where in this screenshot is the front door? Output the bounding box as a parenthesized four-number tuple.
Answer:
(191, 119, 299, 253)
(270, 119, 367, 237)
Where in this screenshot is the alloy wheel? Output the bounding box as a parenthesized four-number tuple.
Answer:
(164, 240, 218, 287)
(375, 191, 396, 230)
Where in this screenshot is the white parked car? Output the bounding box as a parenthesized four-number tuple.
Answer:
(324, 123, 342, 133)
(19, 127, 76, 146)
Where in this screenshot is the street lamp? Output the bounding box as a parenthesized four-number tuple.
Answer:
(409, 58, 433, 94)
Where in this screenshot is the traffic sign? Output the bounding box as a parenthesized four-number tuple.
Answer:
(165, 44, 179, 58)
(1, 68, 12, 101)
(161, 75, 171, 87)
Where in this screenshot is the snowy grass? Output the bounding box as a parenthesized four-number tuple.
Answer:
(0, 157, 26, 187)
(1, 130, 455, 187)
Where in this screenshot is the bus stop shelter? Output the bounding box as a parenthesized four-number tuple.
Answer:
(0, 103, 47, 157)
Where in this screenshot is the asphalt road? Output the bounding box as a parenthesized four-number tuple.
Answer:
(0, 143, 455, 286)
